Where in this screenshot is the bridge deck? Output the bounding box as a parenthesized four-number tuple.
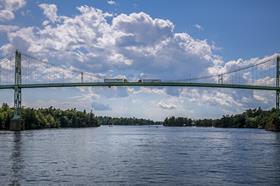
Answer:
(0, 82, 278, 91)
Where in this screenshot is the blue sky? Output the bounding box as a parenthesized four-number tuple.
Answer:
(0, 0, 279, 120)
(4, 0, 280, 60)
(12, 0, 280, 60)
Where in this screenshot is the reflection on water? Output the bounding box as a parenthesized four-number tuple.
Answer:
(10, 132, 23, 185)
(0, 126, 280, 185)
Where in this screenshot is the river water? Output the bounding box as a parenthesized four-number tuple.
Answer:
(0, 126, 280, 185)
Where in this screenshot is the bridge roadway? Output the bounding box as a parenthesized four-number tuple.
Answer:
(0, 82, 278, 91)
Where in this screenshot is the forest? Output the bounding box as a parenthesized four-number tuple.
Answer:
(0, 104, 99, 130)
(1, 103, 279, 131)
(0, 104, 159, 130)
(163, 108, 280, 131)
(97, 116, 160, 126)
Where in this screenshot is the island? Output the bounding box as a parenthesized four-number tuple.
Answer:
(163, 108, 280, 131)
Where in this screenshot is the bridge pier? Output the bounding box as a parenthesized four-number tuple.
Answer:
(10, 115, 24, 131)
(9, 50, 24, 131)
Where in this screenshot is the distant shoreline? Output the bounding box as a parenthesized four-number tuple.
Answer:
(0, 104, 279, 132)
(163, 108, 280, 132)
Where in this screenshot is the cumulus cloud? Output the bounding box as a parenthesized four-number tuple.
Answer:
(3, 0, 26, 10)
(39, 3, 58, 23)
(0, 24, 19, 32)
(0, 0, 26, 21)
(208, 54, 277, 86)
(0, 9, 14, 20)
(180, 89, 243, 111)
(1, 5, 219, 81)
(113, 12, 174, 46)
(0, 3, 277, 117)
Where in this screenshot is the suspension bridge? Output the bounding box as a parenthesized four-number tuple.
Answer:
(0, 50, 279, 130)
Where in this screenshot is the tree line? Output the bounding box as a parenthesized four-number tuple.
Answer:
(1, 104, 279, 131)
(97, 116, 160, 126)
(0, 104, 160, 130)
(0, 104, 99, 130)
(163, 108, 280, 131)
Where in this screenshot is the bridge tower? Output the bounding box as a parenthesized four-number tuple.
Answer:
(276, 55, 280, 110)
(10, 50, 24, 131)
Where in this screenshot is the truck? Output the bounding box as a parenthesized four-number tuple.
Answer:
(138, 79, 161, 83)
(104, 78, 128, 83)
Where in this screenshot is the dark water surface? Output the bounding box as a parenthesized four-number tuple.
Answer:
(0, 126, 280, 185)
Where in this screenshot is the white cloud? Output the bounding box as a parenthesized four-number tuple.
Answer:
(253, 93, 268, 103)
(194, 24, 203, 31)
(0, 3, 277, 119)
(0, 0, 26, 21)
(208, 54, 277, 86)
(0, 9, 14, 20)
(0, 24, 19, 32)
(0, 43, 13, 54)
(1, 5, 219, 82)
(107, 0, 116, 6)
(158, 101, 176, 110)
(39, 3, 58, 23)
(112, 12, 174, 46)
(180, 89, 243, 112)
(3, 0, 26, 11)
(128, 87, 165, 95)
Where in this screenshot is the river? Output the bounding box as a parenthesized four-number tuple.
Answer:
(0, 126, 280, 185)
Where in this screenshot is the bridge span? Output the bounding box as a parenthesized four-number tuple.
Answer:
(0, 81, 279, 91)
(0, 50, 279, 130)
